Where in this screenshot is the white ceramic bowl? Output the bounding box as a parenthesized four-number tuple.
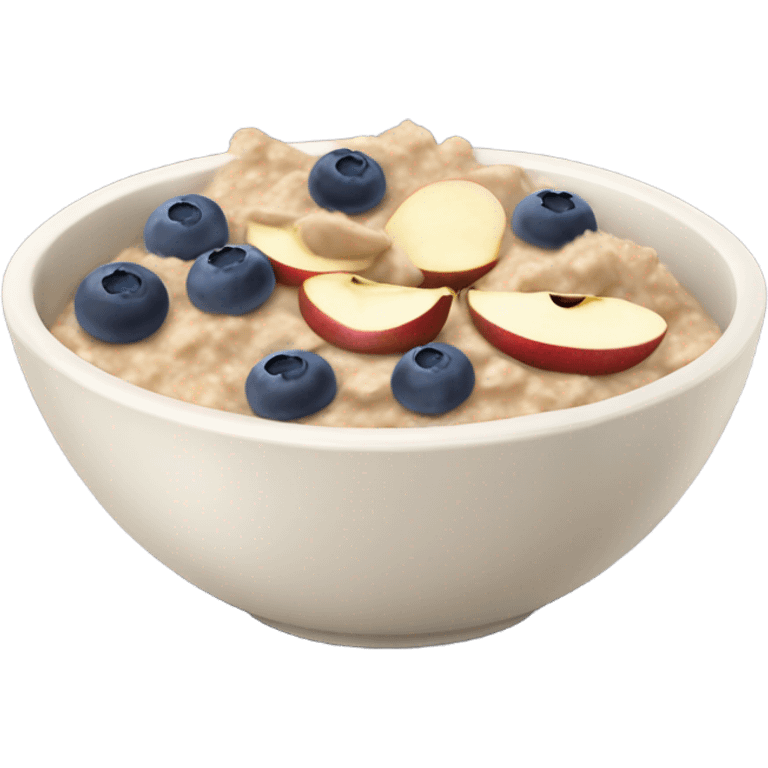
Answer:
(3, 142, 765, 647)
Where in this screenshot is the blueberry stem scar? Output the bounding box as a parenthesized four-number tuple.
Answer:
(336, 154, 366, 176)
(208, 246, 246, 269)
(539, 191, 575, 213)
(168, 201, 203, 226)
(265, 354, 308, 379)
(415, 347, 447, 369)
(102, 269, 141, 294)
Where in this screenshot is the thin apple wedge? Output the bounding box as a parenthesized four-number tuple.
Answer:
(246, 221, 378, 287)
(385, 179, 506, 290)
(466, 289, 667, 374)
(299, 273, 455, 354)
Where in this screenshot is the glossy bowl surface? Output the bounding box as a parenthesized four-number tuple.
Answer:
(3, 141, 765, 647)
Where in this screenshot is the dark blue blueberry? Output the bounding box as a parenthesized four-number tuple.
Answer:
(308, 149, 386, 214)
(144, 194, 229, 260)
(511, 189, 597, 249)
(74, 262, 169, 343)
(391, 342, 475, 415)
(245, 350, 337, 421)
(186, 244, 276, 315)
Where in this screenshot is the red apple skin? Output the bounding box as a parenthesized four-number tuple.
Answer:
(467, 302, 666, 375)
(298, 288, 454, 355)
(419, 260, 499, 291)
(266, 258, 344, 287)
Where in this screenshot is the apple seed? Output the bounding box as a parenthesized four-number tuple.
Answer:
(549, 294, 585, 308)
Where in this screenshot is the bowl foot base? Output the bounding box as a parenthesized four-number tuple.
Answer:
(249, 611, 534, 648)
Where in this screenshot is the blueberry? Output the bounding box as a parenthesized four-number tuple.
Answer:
(308, 149, 386, 214)
(391, 342, 475, 415)
(245, 350, 337, 421)
(74, 262, 169, 343)
(186, 244, 275, 315)
(511, 189, 597, 249)
(144, 194, 228, 260)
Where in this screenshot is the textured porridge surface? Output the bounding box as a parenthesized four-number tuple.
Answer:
(50, 120, 722, 427)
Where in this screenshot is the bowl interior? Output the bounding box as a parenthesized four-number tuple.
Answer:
(478, 147, 739, 331)
(30, 143, 739, 332)
(6, 139, 763, 451)
(30, 154, 232, 327)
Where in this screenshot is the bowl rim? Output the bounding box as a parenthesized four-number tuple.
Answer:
(3, 140, 766, 452)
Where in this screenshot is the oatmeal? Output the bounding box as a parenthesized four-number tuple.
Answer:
(49, 121, 722, 427)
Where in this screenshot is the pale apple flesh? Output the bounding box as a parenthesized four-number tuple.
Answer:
(246, 221, 378, 287)
(466, 290, 667, 375)
(299, 273, 455, 354)
(385, 179, 506, 291)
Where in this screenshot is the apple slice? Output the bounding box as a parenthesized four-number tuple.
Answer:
(466, 290, 667, 374)
(299, 273, 455, 354)
(385, 179, 506, 290)
(246, 221, 378, 287)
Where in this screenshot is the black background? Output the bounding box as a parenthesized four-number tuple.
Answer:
(5, 110, 764, 656)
